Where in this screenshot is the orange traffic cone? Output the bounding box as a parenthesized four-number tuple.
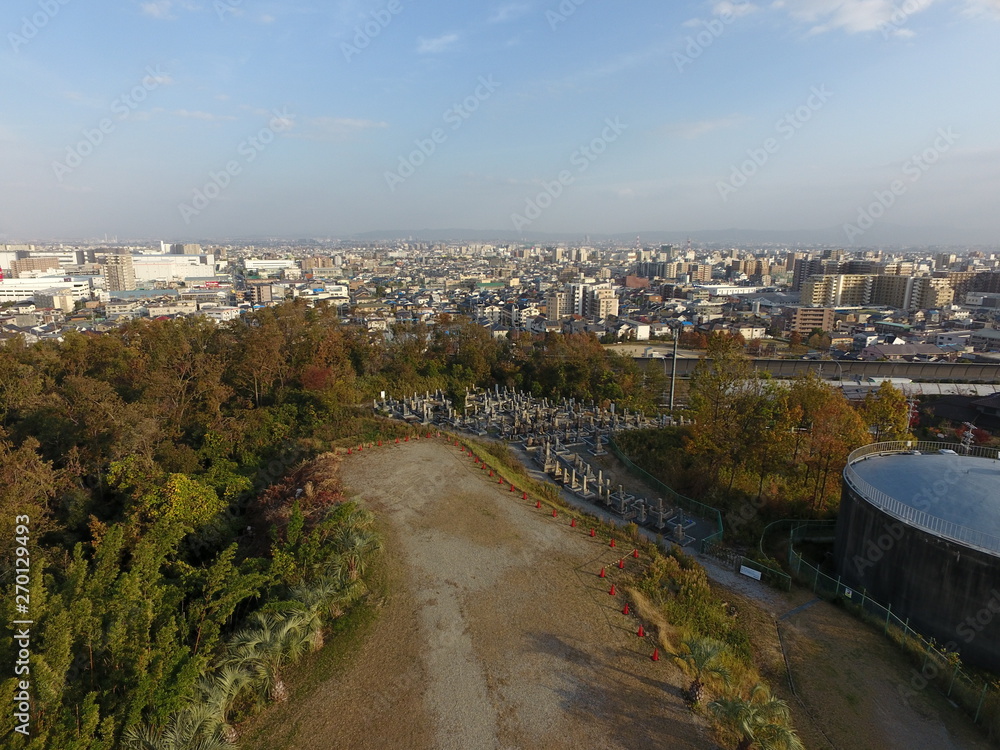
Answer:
(618, 559, 625, 569)
(623, 603, 630, 615)
(633, 549, 639, 559)
(609, 584, 616, 595)
(536, 500, 541, 509)
(552, 508, 558, 518)
(610, 539, 616, 548)
(651, 647, 660, 662)
(637, 625, 645, 638)
(347, 448, 352, 455)
(570, 518, 577, 528)
(590, 528, 596, 537)
(599, 567, 606, 578)
(522, 492, 528, 500)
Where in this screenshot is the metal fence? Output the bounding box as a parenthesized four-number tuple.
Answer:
(844, 441, 1000, 556)
(607, 436, 724, 551)
(787, 523, 1000, 730)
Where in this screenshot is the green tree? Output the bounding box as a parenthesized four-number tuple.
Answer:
(671, 637, 731, 704)
(710, 683, 804, 750)
(860, 381, 910, 442)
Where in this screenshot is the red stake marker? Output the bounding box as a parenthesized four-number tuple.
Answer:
(599, 567, 606, 578)
(618, 559, 625, 569)
(633, 549, 639, 559)
(651, 647, 660, 662)
(590, 528, 596, 537)
(637, 625, 645, 638)
(570, 518, 577, 528)
(609, 539, 616, 548)
(552, 508, 558, 518)
(623, 603, 630, 615)
(609, 584, 616, 595)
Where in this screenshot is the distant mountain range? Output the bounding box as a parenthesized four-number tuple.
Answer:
(349, 224, 996, 248)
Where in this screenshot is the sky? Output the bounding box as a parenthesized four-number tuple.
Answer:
(1, 0, 999, 243)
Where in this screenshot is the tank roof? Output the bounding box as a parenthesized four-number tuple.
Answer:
(849, 452, 1000, 543)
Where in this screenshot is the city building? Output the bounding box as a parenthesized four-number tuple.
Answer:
(103, 254, 137, 292)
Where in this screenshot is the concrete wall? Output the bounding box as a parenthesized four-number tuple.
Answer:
(634, 356, 1000, 382)
(835, 484, 1000, 671)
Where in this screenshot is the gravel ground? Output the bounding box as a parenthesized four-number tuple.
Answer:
(311, 437, 713, 750)
(245, 436, 992, 750)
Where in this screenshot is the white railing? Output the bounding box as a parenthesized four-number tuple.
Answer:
(843, 442, 1000, 555)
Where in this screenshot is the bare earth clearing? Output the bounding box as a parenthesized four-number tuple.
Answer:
(245, 438, 994, 750)
(247, 438, 711, 749)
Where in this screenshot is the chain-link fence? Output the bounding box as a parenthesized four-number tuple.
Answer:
(607, 436, 724, 550)
(787, 522, 1000, 733)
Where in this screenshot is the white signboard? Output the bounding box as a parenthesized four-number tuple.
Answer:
(739, 565, 762, 581)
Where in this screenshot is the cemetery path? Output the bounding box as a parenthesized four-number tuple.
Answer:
(271, 437, 713, 750)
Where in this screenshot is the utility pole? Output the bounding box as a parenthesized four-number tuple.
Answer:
(669, 330, 679, 412)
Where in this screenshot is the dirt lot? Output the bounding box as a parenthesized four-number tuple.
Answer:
(244, 437, 995, 750)
(247, 437, 713, 749)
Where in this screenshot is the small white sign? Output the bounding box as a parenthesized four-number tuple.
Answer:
(380, 390, 386, 399)
(739, 565, 762, 581)
(844, 588, 853, 599)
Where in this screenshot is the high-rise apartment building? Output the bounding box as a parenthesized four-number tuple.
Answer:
(103, 254, 136, 292)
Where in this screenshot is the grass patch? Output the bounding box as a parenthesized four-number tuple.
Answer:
(238, 550, 389, 749)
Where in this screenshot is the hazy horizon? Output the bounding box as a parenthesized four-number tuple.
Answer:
(2, 0, 999, 243)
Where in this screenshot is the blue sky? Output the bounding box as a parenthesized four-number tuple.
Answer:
(1, 0, 998, 241)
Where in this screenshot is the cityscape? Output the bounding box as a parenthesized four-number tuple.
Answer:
(3, 1, 1000, 749)
(2, 239, 1000, 365)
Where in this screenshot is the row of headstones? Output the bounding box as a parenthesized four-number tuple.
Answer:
(534, 438, 694, 544)
(379, 387, 666, 435)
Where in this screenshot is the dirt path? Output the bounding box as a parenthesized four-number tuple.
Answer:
(543, 442, 995, 750)
(254, 438, 712, 749)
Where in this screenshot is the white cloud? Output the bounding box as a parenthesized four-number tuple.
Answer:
(417, 33, 459, 54)
(771, 0, 938, 35)
(488, 3, 530, 23)
(713, 1, 759, 18)
(297, 116, 388, 140)
(664, 114, 745, 139)
(140, 1, 174, 20)
(962, 0, 1000, 18)
(171, 109, 237, 122)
